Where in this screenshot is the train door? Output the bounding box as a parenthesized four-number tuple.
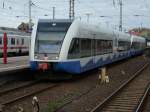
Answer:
(113, 31, 118, 53)
(92, 34, 96, 65)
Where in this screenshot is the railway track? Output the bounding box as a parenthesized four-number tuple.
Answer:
(2, 84, 59, 105)
(0, 68, 31, 87)
(142, 86, 150, 112)
(0, 82, 59, 111)
(0, 81, 40, 96)
(56, 85, 97, 112)
(91, 62, 150, 112)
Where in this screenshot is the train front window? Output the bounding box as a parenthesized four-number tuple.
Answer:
(36, 32, 65, 54)
(35, 21, 71, 55)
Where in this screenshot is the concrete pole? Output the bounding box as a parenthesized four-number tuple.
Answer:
(53, 7, 55, 20)
(69, 0, 75, 20)
(29, 0, 32, 31)
(119, 0, 123, 31)
(3, 32, 7, 64)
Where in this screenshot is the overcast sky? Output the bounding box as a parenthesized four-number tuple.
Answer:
(0, 0, 150, 30)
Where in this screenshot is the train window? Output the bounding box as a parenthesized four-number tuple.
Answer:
(38, 21, 71, 32)
(68, 38, 113, 59)
(17, 39, 19, 45)
(35, 21, 72, 54)
(131, 42, 141, 50)
(139, 42, 144, 50)
(80, 38, 92, 57)
(22, 39, 24, 45)
(68, 38, 80, 59)
(11, 38, 15, 45)
(68, 38, 92, 59)
(96, 40, 102, 55)
(96, 40, 113, 55)
(106, 40, 112, 53)
(91, 39, 96, 55)
(118, 41, 130, 51)
(0, 37, 8, 45)
(142, 43, 146, 49)
(0, 37, 2, 44)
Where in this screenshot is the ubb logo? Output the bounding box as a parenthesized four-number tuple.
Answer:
(52, 23, 56, 26)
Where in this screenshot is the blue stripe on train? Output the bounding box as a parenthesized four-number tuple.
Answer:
(30, 61, 38, 70)
(80, 50, 143, 73)
(53, 61, 81, 74)
(30, 50, 144, 74)
(29, 60, 81, 73)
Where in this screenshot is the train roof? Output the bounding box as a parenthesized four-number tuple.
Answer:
(38, 19, 73, 23)
(36, 19, 145, 42)
(72, 20, 145, 41)
(0, 29, 31, 37)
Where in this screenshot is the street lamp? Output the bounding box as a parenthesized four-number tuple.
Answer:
(99, 16, 111, 28)
(134, 14, 143, 31)
(85, 13, 92, 23)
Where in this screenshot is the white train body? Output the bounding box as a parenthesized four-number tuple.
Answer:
(0, 31, 30, 57)
(30, 19, 145, 74)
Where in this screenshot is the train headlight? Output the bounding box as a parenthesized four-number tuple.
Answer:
(35, 55, 38, 59)
(55, 56, 58, 59)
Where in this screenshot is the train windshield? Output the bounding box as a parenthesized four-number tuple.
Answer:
(35, 21, 71, 54)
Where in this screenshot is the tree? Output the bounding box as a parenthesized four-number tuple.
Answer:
(18, 22, 34, 32)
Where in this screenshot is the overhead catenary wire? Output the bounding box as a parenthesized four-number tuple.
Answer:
(143, 0, 150, 12)
(4, 0, 29, 6)
(0, 0, 149, 29)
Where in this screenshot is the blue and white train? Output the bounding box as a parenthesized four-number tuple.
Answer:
(30, 19, 145, 74)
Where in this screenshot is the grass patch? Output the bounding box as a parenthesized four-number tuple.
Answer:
(41, 92, 80, 112)
(47, 97, 72, 112)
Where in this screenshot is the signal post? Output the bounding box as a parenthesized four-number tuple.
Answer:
(3, 32, 7, 64)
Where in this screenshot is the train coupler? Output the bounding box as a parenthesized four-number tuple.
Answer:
(38, 63, 48, 71)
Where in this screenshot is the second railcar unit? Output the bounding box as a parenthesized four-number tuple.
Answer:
(0, 32, 30, 57)
(30, 19, 145, 74)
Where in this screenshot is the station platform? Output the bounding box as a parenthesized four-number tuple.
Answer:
(0, 56, 29, 73)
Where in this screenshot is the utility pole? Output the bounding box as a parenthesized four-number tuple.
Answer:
(119, 0, 122, 31)
(53, 7, 55, 20)
(69, 0, 75, 20)
(134, 15, 142, 33)
(29, 0, 32, 31)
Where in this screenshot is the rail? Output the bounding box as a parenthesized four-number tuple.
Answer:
(91, 62, 150, 112)
(135, 83, 150, 112)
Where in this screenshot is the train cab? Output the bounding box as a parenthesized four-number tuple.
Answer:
(30, 19, 73, 71)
